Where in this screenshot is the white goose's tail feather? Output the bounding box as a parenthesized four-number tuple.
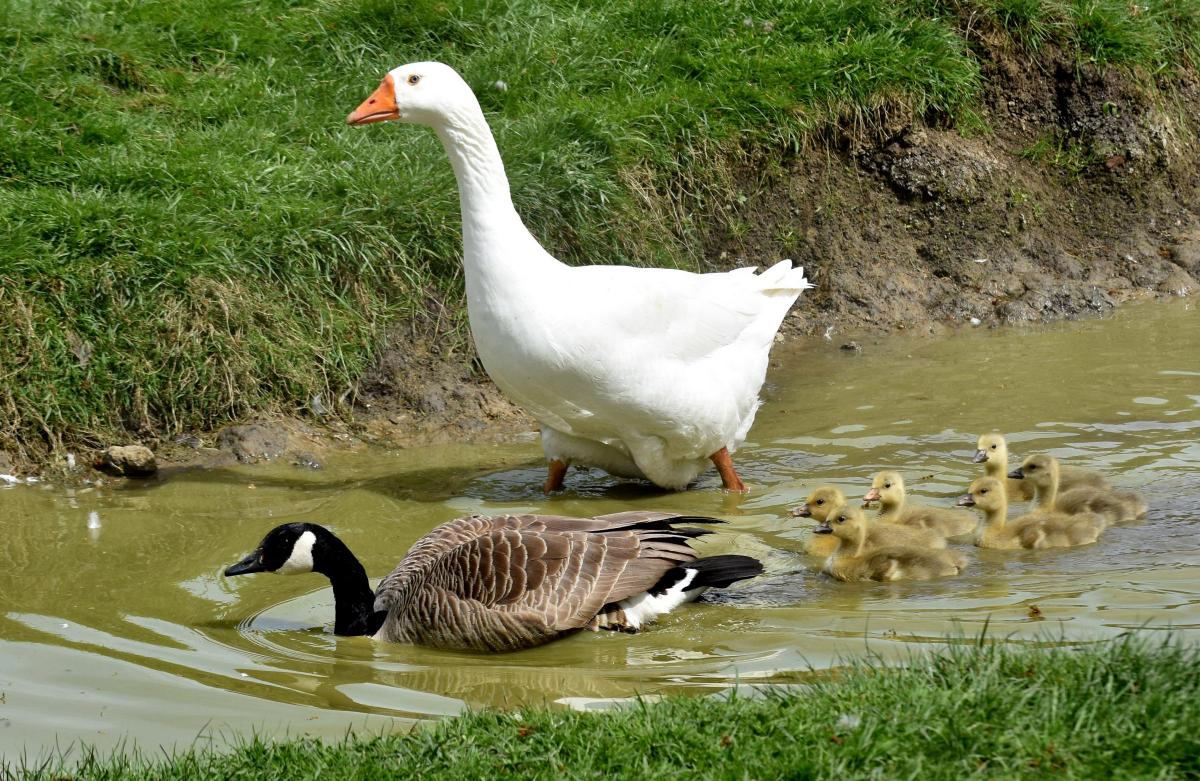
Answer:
(757, 259, 815, 293)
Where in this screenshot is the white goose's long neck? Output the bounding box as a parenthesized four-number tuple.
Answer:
(433, 107, 549, 287)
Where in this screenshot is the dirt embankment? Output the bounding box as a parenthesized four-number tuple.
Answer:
(10, 39, 1199, 477)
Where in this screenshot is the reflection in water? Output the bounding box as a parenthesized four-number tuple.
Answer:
(0, 299, 1197, 753)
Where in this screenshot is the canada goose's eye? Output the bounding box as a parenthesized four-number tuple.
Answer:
(407, 74, 421, 85)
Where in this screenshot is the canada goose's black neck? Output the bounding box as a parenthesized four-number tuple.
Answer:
(313, 531, 385, 637)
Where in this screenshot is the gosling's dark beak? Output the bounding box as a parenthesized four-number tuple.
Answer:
(956, 493, 975, 507)
(791, 503, 812, 518)
(813, 522, 833, 534)
(224, 550, 266, 577)
(972, 449, 988, 464)
(1007, 467, 1025, 479)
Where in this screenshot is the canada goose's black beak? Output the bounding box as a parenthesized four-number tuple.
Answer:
(791, 503, 812, 518)
(1007, 467, 1025, 479)
(972, 449, 988, 464)
(813, 522, 833, 534)
(224, 550, 267, 577)
(956, 493, 975, 507)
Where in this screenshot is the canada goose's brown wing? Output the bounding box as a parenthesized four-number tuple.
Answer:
(378, 519, 709, 652)
(373, 512, 718, 613)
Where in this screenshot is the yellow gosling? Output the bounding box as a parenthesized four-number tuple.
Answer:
(958, 477, 1104, 549)
(864, 470, 977, 539)
(973, 433, 1035, 502)
(815, 504, 967, 582)
(1010, 455, 1147, 526)
(795, 485, 945, 557)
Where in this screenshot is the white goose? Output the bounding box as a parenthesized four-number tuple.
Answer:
(347, 63, 812, 492)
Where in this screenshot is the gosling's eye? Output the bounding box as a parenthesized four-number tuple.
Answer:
(990, 444, 997, 449)
(884, 483, 892, 489)
(836, 516, 845, 523)
(816, 499, 825, 505)
(1027, 464, 1038, 471)
(980, 488, 989, 494)
(407, 74, 421, 85)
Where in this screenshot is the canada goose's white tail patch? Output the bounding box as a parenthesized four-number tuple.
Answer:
(616, 569, 701, 630)
(278, 530, 317, 575)
(594, 554, 764, 632)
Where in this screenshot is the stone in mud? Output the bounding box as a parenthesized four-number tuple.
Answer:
(217, 424, 289, 463)
(0, 451, 13, 474)
(1159, 267, 1196, 297)
(95, 445, 157, 478)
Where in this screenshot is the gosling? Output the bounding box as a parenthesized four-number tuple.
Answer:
(815, 504, 967, 582)
(958, 477, 1104, 549)
(864, 470, 976, 539)
(794, 485, 946, 557)
(973, 433, 1035, 502)
(1010, 454, 1146, 526)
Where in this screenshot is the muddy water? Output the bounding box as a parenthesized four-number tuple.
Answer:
(1, 299, 1197, 755)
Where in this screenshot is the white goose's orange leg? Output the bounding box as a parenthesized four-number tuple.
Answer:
(543, 459, 568, 493)
(710, 447, 747, 493)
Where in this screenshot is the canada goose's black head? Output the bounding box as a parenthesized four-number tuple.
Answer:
(225, 522, 329, 577)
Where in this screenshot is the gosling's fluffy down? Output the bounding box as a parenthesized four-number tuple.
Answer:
(864, 470, 977, 539)
(794, 486, 946, 557)
(815, 505, 967, 582)
(958, 477, 1104, 550)
(1012, 454, 1146, 526)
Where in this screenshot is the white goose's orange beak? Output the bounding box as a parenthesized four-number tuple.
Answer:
(347, 74, 399, 125)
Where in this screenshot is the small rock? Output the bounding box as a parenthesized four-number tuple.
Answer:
(217, 424, 289, 464)
(292, 453, 322, 470)
(492, 80, 508, 92)
(0, 452, 12, 473)
(840, 341, 862, 352)
(969, 317, 982, 326)
(94, 445, 158, 478)
(175, 433, 203, 449)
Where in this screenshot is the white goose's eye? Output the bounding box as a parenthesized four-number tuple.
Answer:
(407, 74, 421, 85)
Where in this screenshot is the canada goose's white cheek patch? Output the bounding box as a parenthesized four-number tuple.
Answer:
(277, 530, 317, 575)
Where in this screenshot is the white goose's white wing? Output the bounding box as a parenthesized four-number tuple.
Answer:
(478, 259, 811, 487)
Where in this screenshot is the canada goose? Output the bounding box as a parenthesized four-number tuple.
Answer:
(814, 505, 967, 582)
(224, 512, 763, 652)
(793, 485, 946, 557)
(957, 477, 1104, 549)
(1010, 455, 1146, 526)
(863, 470, 976, 539)
(972, 433, 1034, 502)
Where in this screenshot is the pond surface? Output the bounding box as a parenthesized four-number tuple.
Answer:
(2, 299, 1198, 756)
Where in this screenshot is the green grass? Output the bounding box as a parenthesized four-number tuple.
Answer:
(11, 636, 1200, 779)
(2, 0, 1198, 457)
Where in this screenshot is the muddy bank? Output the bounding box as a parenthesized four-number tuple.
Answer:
(5, 41, 1198, 478)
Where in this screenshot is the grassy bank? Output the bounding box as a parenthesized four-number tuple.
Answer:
(2, 0, 1199, 457)
(11, 637, 1199, 779)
